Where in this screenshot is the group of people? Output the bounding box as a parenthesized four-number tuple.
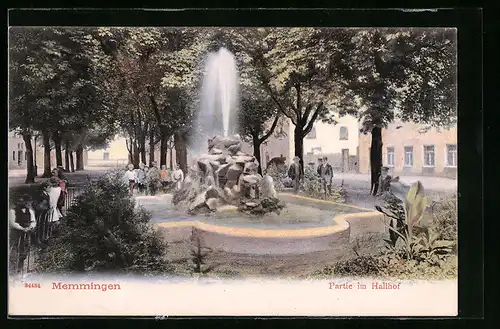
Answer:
(288, 156, 334, 197)
(124, 162, 185, 196)
(9, 167, 69, 274)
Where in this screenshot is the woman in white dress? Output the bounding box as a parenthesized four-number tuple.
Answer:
(37, 177, 63, 240)
(172, 164, 184, 191)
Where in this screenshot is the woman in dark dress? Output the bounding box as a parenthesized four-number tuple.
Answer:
(52, 168, 68, 214)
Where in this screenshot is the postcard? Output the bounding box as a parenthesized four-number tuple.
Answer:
(8, 23, 458, 317)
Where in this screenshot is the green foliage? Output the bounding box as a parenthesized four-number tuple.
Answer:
(301, 166, 348, 203)
(331, 29, 457, 130)
(187, 228, 214, 275)
(431, 195, 457, 241)
(315, 256, 385, 277)
(9, 27, 119, 160)
(376, 182, 456, 271)
(264, 164, 288, 192)
(36, 173, 172, 275)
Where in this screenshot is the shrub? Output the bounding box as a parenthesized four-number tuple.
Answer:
(376, 182, 455, 271)
(264, 164, 288, 192)
(36, 171, 172, 275)
(431, 195, 457, 241)
(302, 166, 348, 203)
(317, 256, 385, 277)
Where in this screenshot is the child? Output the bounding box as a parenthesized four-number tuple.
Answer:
(160, 165, 169, 192)
(124, 164, 136, 195)
(135, 163, 146, 195)
(172, 164, 184, 191)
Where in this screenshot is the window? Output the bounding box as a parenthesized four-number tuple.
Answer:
(446, 144, 457, 167)
(103, 152, 110, 161)
(306, 127, 316, 139)
(339, 126, 348, 140)
(17, 143, 21, 149)
(13, 151, 16, 161)
(21, 143, 24, 150)
(387, 147, 395, 167)
(424, 145, 435, 167)
(25, 152, 27, 161)
(404, 146, 413, 167)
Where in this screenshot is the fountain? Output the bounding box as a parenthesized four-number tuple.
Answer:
(191, 48, 239, 155)
(142, 48, 384, 257)
(173, 48, 283, 215)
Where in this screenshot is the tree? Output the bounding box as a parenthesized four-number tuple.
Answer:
(238, 86, 282, 175)
(331, 28, 456, 195)
(228, 28, 343, 174)
(9, 27, 120, 180)
(97, 27, 207, 172)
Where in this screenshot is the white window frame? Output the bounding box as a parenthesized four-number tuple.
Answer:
(445, 144, 457, 167)
(403, 146, 413, 167)
(386, 146, 395, 167)
(339, 126, 348, 140)
(423, 145, 436, 167)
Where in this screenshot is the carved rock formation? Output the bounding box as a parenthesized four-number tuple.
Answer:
(172, 134, 281, 215)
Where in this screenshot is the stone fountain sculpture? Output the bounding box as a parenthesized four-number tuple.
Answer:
(172, 134, 283, 215)
(172, 47, 283, 215)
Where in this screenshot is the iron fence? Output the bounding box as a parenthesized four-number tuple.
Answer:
(63, 186, 84, 215)
(9, 185, 86, 276)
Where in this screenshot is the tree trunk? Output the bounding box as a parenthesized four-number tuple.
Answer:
(132, 142, 140, 168)
(42, 131, 52, 178)
(70, 151, 75, 172)
(126, 136, 133, 165)
(252, 136, 263, 175)
(33, 135, 38, 177)
(149, 129, 155, 166)
(160, 134, 167, 167)
(64, 140, 70, 172)
(294, 126, 305, 176)
(139, 129, 147, 165)
(22, 132, 35, 184)
(169, 147, 173, 170)
(174, 131, 188, 174)
(52, 131, 63, 168)
(75, 145, 84, 171)
(370, 126, 383, 196)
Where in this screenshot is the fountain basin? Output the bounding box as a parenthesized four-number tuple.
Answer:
(139, 194, 386, 256)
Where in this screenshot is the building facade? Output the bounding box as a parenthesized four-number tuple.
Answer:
(8, 132, 30, 170)
(9, 131, 91, 172)
(358, 121, 457, 179)
(85, 136, 130, 168)
(288, 115, 360, 172)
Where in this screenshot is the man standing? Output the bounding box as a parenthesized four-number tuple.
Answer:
(316, 158, 323, 178)
(288, 156, 303, 194)
(321, 156, 334, 197)
(147, 161, 161, 195)
(9, 197, 36, 274)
